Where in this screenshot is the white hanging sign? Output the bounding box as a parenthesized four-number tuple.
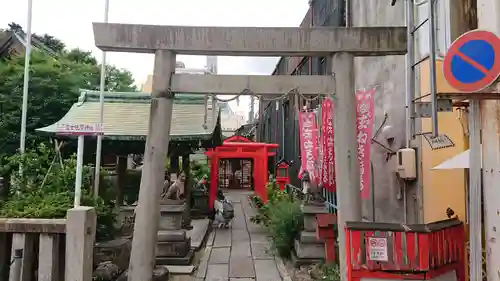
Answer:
(56, 123, 104, 136)
(368, 237, 388, 262)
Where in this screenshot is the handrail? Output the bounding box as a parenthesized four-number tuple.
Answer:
(345, 218, 462, 233)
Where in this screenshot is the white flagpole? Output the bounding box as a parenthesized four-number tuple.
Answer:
(94, 0, 110, 198)
(19, 0, 33, 154)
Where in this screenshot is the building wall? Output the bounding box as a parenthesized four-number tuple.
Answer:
(419, 58, 469, 224)
(350, 0, 414, 223)
(259, 0, 345, 187)
(416, 0, 475, 224)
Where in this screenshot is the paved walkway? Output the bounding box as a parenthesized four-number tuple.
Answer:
(195, 191, 286, 281)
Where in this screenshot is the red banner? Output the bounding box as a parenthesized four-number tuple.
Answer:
(298, 111, 319, 182)
(356, 88, 376, 199)
(320, 98, 336, 191)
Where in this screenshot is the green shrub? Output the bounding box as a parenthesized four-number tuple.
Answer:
(266, 199, 303, 258)
(312, 263, 341, 281)
(251, 181, 303, 258)
(0, 143, 117, 241)
(190, 161, 210, 182)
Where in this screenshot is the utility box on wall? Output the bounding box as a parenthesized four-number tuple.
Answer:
(397, 148, 416, 180)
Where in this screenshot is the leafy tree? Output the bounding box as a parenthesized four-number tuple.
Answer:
(0, 27, 137, 158)
(0, 143, 117, 241)
(32, 34, 66, 53)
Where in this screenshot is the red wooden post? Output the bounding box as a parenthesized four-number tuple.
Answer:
(316, 213, 337, 263)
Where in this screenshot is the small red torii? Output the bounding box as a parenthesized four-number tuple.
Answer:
(204, 135, 278, 209)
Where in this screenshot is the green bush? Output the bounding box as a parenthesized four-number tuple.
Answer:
(267, 199, 303, 258)
(190, 161, 209, 182)
(251, 181, 303, 258)
(0, 143, 117, 241)
(312, 263, 341, 281)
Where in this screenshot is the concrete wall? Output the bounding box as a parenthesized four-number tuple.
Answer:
(351, 0, 415, 223)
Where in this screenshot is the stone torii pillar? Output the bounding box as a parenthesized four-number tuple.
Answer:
(92, 23, 406, 281)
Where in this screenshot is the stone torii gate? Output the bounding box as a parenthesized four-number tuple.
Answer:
(92, 23, 407, 281)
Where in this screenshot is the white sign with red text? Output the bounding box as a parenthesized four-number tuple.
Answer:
(56, 123, 104, 136)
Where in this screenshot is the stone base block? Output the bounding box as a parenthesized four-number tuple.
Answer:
(159, 204, 186, 230)
(301, 203, 328, 232)
(155, 249, 195, 266)
(158, 230, 186, 242)
(291, 250, 324, 268)
(298, 231, 323, 243)
(156, 238, 191, 257)
(294, 239, 324, 260)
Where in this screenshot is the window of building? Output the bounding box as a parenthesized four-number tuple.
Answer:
(319, 57, 327, 75)
(299, 59, 310, 75)
(415, 0, 452, 58)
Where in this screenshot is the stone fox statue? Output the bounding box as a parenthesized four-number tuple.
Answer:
(162, 171, 186, 200)
(301, 170, 325, 203)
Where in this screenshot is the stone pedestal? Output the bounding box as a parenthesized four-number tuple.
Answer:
(65, 206, 97, 281)
(191, 190, 209, 219)
(155, 203, 194, 265)
(292, 203, 328, 266)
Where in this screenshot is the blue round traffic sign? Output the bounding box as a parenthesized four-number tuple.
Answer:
(443, 30, 500, 92)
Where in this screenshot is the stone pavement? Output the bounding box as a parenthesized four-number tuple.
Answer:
(194, 191, 287, 281)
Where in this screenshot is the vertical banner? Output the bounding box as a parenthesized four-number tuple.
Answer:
(298, 111, 319, 182)
(356, 88, 376, 199)
(320, 98, 336, 191)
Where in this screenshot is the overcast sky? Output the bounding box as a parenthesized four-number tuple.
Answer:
(2, 0, 309, 115)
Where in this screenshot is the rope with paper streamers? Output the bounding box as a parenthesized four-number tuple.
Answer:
(201, 87, 336, 129)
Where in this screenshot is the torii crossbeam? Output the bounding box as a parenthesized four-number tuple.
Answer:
(92, 22, 407, 281)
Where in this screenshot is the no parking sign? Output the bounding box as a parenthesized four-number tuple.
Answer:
(443, 30, 500, 92)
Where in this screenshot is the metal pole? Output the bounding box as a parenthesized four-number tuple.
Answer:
(370, 161, 375, 221)
(428, 0, 439, 137)
(405, 0, 415, 147)
(74, 135, 85, 207)
(249, 95, 255, 123)
(468, 99, 482, 281)
(19, 0, 33, 154)
(94, 0, 110, 198)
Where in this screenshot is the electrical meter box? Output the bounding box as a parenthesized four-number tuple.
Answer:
(397, 148, 416, 180)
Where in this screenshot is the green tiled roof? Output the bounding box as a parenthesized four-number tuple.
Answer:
(36, 90, 221, 141)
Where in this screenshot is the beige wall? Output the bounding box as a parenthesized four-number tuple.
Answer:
(419, 60, 469, 223)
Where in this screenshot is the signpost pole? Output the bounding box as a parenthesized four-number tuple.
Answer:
(74, 135, 85, 207)
(442, 29, 500, 281)
(94, 0, 110, 198)
(468, 99, 482, 280)
(19, 0, 33, 154)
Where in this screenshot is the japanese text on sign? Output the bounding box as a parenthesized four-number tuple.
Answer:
(355, 89, 375, 199)
(56, 123, 104, 136)
(321, 98, 336, 191)
(368, 237, 388, 261)
(299, 111, 319, 181)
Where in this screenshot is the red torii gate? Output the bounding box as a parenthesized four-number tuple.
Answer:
(204, 135, 278, 209)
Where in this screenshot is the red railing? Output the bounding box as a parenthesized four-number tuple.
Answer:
(345, 219, 465, 281)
